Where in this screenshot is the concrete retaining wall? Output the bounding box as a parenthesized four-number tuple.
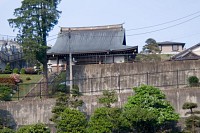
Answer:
(72, 60, 200, 93)
(1, 60, 200, 129)
(0, 87, 200, 129)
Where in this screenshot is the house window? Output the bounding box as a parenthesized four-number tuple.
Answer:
(172, 45, 178, 51)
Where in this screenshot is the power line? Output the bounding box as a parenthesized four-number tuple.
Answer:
(126, 10, 200, 31)
(126, 14, 200, 36)
(48, 13, 200, 41)
(170, 32, 200, 41)
(46, 13, 200, 42)
(3, 11, 200, 42)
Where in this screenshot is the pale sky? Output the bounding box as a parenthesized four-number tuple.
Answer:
(1, 0, 200, 51)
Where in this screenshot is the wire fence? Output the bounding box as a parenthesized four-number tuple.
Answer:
(9, 67, 200, 100)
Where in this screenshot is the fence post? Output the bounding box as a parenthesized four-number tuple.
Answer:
(118, 74, 120, 93)
(17, 85, 19, 100)
(177, 70, 179, 88)
(40, 82, 42, 99)
(146, 72, 149, 85)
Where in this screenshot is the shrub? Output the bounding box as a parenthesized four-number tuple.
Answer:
(0, 127, 15, 133)
(16, 123, 50, 133)
(26, 77, 31, 81)
(20, 68, 25, 74)
(57, 84, 67, 92)
(25, 67, 37, 74)
(4, 63, 12, 74)
(188, 76, 199, 87)
(0, 85, 13, 101)
(13, 68, 19, 74)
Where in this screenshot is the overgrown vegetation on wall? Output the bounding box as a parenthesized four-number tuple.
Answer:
(49, 85, 180, 132)
(188, 76, 199, 87)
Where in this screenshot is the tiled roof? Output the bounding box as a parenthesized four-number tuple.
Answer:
(157, 41, 185, 46)
(172, 43, 200, 60)
(47, 24, 137, 55)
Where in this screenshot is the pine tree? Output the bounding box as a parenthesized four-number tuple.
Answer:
(8, 0, 62, 95)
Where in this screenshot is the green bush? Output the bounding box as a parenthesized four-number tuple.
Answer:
(0, 85, 13, 101)
(16, 123, 50, 133)
(57, 84, 69, 93)
(26, 77, 31, 81)
(4, 63, 12, 74)
(188, 76, 199, 87)
(0, 127, 15, 133)
(13, 68, 19, 74)
(20, 68, 25, 74)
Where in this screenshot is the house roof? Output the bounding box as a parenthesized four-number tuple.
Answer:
(157, 41, 185, 46)
(171, 43, 200, 60)
(47, 24, 137, 55)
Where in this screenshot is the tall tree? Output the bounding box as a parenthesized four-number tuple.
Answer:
(8, 0, 62, 89)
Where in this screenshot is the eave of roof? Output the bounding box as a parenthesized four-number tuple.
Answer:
(157, 41, 185, 46)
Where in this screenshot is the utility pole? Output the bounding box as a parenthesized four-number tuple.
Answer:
(68, 28, 73, 93)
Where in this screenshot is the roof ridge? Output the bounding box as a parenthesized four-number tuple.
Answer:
(61, 24, 124, 32)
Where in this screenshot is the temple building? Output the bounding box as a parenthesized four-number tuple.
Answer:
(47, 24, 138, 72)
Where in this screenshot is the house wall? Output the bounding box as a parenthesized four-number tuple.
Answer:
(48, 59, 65, 72)
(48, 55, 126, 72)
(104, 56, 125, 63)
(114, 56, 125, 63)
(0, 40, 24, 70)
(193, 47, 200, 55)
(160, 45, 183, 54)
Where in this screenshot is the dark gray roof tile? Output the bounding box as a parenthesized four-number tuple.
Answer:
(47, 24, 137, 55)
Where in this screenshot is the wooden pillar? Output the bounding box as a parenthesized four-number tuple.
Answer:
(56, 56, 59, 73)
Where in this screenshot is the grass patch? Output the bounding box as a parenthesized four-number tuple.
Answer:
(0, 74, 42, 84)
(0, 74, 43, 100)
(160, 54, 174, 61)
